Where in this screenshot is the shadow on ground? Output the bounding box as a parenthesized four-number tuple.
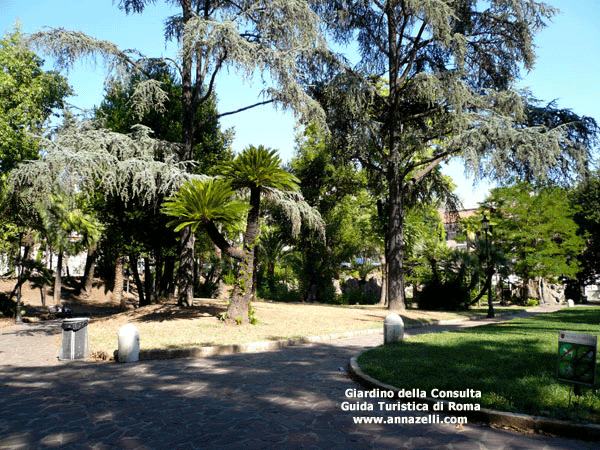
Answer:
(1, 337, 595, 450)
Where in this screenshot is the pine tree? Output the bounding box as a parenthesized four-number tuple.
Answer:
(309, 1, 598, 310)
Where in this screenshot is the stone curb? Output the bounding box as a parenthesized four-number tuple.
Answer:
(348, 347, 600, 442)
(137, 327, 384, 361)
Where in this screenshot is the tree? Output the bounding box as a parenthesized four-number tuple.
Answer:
(309, 1, 597, 310)
(30, 0, 326, 307)
(571, 170, 600, 292)
(37, 194, 103, 304)
(94, 61, 232, 305)
(483, 182, 585, 303)
(9, 121, 193, 306)
(290, 123, 380, 303)
(95, 61, 232, 175)
(163, 145, 324, 323)
(0, 26, 70, 176)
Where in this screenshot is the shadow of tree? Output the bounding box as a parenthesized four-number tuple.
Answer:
(0, 340, 503, 450)
(130, 302, 228, 323)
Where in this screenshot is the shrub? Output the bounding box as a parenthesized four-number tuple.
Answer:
(340, 289, 379, 306)
(0, 292, 17, 318)
(526, 298, 539, 307)
(195, 280, 220, 299)
(417, 279, 471, 311)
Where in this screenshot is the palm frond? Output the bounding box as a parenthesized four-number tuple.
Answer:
(162, 178, 248, 232)
(221, 145, 300, 191)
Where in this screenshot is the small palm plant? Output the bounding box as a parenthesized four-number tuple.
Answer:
(163, 145, 322, 323)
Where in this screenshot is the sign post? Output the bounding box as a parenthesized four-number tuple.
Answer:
(557, 332, 597, 387)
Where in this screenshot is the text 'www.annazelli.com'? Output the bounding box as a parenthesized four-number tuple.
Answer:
(352, 415, 467, 425)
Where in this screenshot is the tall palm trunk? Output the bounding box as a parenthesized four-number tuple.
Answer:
(177, 227, 195, 306)
(177, 0, 197, 308)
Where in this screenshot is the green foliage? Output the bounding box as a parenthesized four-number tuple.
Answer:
(162, 178, 248, 232)
(340, 288, 379, 306)
(10, 122, 190, 204)
(572, 170, 600, 285)
(248, 302, 258, 325)
(94, 61, 233, 175)
(222, 145, 299, 192)
(484, 182, 585, 284)
(418, 278, 472, 311)
(0, 26, 71, 175)
(289, 123, 380, 303)
(0, 292, 17, 318)
(38, 194, 103, 257)
(526, 298, 539, 307)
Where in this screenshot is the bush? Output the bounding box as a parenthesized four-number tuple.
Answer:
(417, 279, 471, 311)
(526, 298, 539, 307)
(340, 289, 379, 306)
(0, 292, 16, 318)
(258, 282, 301, 303)
(195, 280, 220, 299)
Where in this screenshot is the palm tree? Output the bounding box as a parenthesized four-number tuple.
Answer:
(39, 195, 103, 304)
(163, 145, 323, 323)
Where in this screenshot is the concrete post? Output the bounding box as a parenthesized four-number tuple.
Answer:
(384, 313, 404, 344)
(118, 323, 140, 363)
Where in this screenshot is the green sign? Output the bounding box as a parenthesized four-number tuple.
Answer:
(558, 332, 597, 386)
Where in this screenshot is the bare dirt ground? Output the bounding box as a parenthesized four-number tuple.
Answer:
(0, 277, 525, 360)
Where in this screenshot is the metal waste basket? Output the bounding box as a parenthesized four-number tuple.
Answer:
(60, 318, 90, 361)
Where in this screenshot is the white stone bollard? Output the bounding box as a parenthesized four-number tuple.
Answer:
(567, 299, 575, 307)
(118, 323, 140, 363)
(384, 313, 404, 344)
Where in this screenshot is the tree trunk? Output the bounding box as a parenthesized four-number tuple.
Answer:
(53, 250, 63, 305)
(40, 284, 46, 307)
(163, 255, 176, 298)
(537, 277, 545, 304)
(80, 242, 98, 296)
(226, 187, 260, 323)
(252, 245, 259, 301)
(177, 227, 195, 306)
(386, 169, 407, 311)
(112, 254, 125, 306)
(144, 256, 154, 304)
(130, 254, 146, 306)
(378, 254, 388, 307)
(176, 0, 198, 309)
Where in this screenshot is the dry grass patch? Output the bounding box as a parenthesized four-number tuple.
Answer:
(88, 299, 521, 359)
(0, 277, 527, 361)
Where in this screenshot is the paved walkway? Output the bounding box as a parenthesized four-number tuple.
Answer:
(0, 304, 597, 449)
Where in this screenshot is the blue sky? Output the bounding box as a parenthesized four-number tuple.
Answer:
(1, 0, 598, 208)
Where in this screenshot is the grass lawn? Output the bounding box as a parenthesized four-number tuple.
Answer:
(357, 307, 600, 424)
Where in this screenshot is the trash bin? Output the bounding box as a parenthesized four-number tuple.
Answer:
(60, 318, 90, 361)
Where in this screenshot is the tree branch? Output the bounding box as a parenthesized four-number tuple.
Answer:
(217, 99, 275, 119)
(203, 221, 246, 261)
